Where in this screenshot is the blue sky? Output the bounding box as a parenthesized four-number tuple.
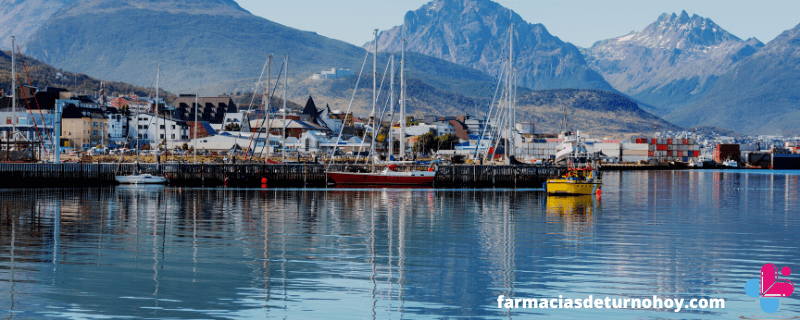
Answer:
(236, 0, 800, 48)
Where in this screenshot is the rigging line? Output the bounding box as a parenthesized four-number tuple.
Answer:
(472, 61, 507, 160)
(325, 49, 371, 170)
(16, 44, 55, 152)
(370, 75, 397, 157)
(14, 74, 48, 156)
(354, 55, 392, 163)
(489, 86, 510, 161)
(243, 55, 271, 161)
(256, 59, 286, 158)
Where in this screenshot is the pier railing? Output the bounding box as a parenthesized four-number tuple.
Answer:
(0, 162, 562, 188)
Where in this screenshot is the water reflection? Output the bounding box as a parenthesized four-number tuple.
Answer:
(0, 170, 798, 318)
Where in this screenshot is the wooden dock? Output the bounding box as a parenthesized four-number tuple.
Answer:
(0, 162, 563, 188)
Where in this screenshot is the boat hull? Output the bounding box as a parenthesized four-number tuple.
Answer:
(327, 171, 435, 186)
(545, 179, 599, 195)
(115, 174, 168, 185)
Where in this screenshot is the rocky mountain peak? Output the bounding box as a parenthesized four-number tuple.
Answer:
(367, 0, 614, 92)
(757, 22, 800, 55)
(621, 11, 743, 50)
(584, 11, 765, 111)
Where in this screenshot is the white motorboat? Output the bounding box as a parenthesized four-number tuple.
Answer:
(722, 158, 739, 168)
(115, 173, 168, 184)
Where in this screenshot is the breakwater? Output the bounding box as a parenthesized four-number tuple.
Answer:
(0, 163, 563, 188)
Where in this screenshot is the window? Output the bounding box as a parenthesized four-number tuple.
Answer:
(138, 134, 142, 139)
(160, 125, 165, 129)
(171, 134, 175, 139)
(144, 134, 148, 139)
(171, 125, 175, 129)
(93, 122, 98, 127)
(92, 130, 98, 135)
(160, 134, 164, 139)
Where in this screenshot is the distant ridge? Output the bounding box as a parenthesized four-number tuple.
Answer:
(584, 10, 763, 113)
(666, 22, 800, 136)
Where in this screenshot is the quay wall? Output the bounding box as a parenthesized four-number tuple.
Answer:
(0, 163, 563, 188)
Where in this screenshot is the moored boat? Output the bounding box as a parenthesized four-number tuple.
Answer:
(327, 165, 435, 186)
(115, 173, 168, 184)
(722, 158, 738, 168)
(545, 166, 601, 195)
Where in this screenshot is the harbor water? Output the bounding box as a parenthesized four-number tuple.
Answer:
(1, 170, 799, 319)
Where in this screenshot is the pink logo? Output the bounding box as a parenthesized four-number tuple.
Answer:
(745, 264, 794, 313)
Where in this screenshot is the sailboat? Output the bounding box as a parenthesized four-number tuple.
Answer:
(326, 31, 436, 186)
(115, 66, 167, 184)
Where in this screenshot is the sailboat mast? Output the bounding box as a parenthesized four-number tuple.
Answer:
(282, 55, 287, 163)
(400, 39, 406, 160)
(265, 55, 272, 158)
(371, 29, 378, 172)
(193, 93, 198, 163)
(156, 64, 160, 150)
(11, 36, 16, 138)
(509, 23, 514, 158)
(268, 54, 272, 158)
(388, 53, 394, 160)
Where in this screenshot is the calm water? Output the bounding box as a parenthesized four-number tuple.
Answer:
(1, 170, 799, 319)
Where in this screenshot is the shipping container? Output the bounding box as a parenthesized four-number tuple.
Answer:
(772, 154, 800, 169)
(714, 144, 741, 162)
(623, 150, 650, 156)
(622, 143, 649, 150)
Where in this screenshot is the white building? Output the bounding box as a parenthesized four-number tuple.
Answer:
(401, 122, 455, 137)
(106, 111, 128, 148)
(128, 114, 190, 149)
(311, 68, 355, 80)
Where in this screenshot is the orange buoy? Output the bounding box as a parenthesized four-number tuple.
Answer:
(596, 188, 602, 197)
(261, 177, 267, 184)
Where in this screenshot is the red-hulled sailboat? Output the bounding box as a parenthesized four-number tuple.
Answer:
(326, 31, 436, 187)
(327, 165, 436, 186)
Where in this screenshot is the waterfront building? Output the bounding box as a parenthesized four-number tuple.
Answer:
(311, 68, 355, 80)
(171, 95, 237, 125)
(60, 103, 107, 150)
(110, 96, 151, 114)
(127, 113, 190, 149)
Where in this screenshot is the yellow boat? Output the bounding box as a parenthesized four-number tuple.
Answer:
(546, 166, 601, 195)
